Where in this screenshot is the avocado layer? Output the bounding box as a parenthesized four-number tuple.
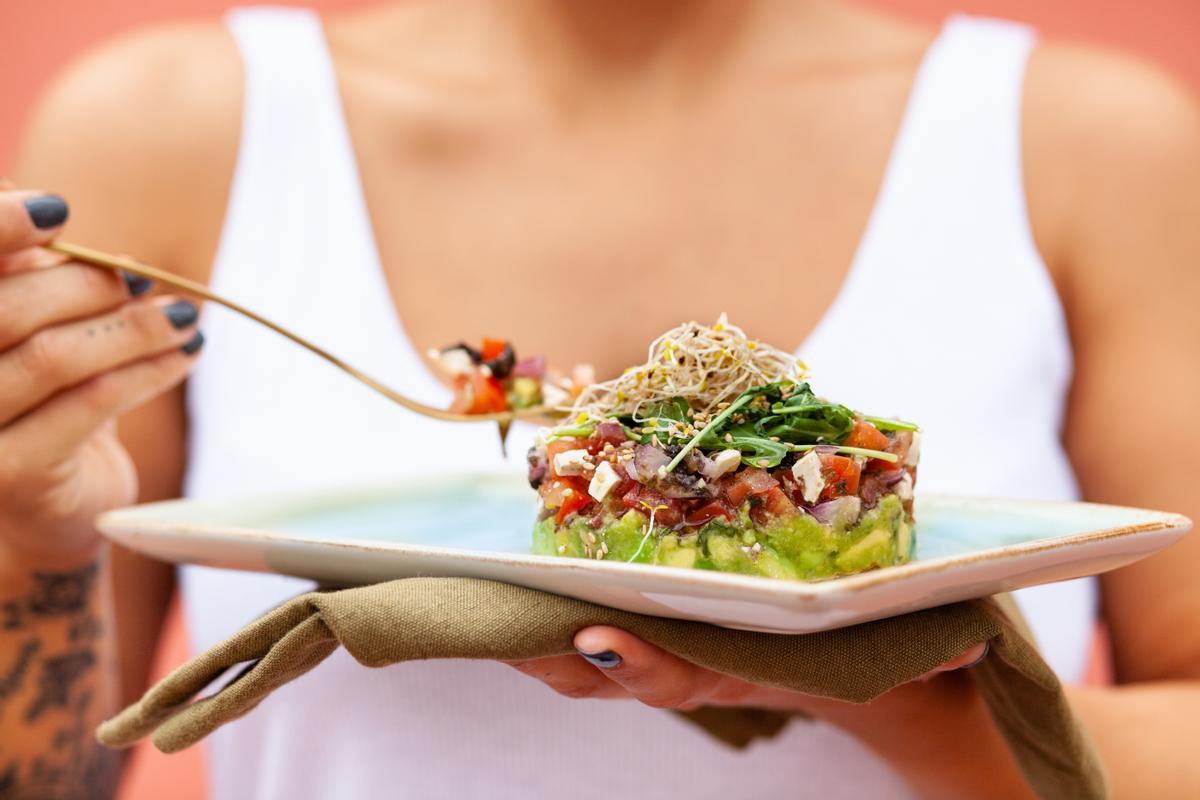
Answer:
(532, 494, 914, 581)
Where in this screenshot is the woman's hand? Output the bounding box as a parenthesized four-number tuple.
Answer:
(0, 189, 204, 565)
(509, 630, 1037, 798)
(509, 626, 987, 712)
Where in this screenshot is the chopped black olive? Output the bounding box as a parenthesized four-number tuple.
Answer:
(484, 342, 516, 379)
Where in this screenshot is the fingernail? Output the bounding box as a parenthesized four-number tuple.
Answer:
(24, 194, 69, 229)
(181, 331, 205, 355)
(965, 641, 991, 669)
(578, 650, 621, 669)
(164, 300, 199, 329)
(123, 271, 153, 297)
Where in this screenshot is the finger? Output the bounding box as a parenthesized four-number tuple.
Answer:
(0, 246, 69, 276)
(0, 336, 202, 474)
(0, 296, 199, 425)
(917, 642, 990, 682)
(0, 192, 68, 250)
(507, 655, 629, 700)
(574, 626, 724, 710)
(0, 262, 149, 350)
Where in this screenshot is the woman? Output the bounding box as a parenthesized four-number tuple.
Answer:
(2, 1, 1198, 797)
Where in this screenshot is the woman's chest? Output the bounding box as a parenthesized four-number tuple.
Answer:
(341, 70, 917, 379)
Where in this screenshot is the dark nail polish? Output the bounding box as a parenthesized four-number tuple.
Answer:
(578, 650, 621, 669)
(24, 194, 69, 229)
(123, 271, 153, 297)
(164, 300, 199, 329)
(181, 331, 205, 355)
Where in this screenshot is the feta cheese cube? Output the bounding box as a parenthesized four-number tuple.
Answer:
(905, 432, 921, 467)
(894, 472, 914, 502)
(708, 449, 743, 479)
(588, 461, 621, 501)
(553, 448, 593, 477)
(791, 451, 826, 504)
(427, 347, 475, 377)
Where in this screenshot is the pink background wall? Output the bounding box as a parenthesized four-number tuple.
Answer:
(0, 2, 1195, 799)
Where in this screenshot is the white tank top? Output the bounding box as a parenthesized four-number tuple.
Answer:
(181, 9, 1092, 799)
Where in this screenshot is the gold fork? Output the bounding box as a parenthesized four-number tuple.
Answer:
(45, 241, 568, 437)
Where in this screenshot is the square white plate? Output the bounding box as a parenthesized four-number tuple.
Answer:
(97, 474, 1191, 633)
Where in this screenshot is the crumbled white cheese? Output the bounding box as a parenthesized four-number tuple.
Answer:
(572, 363, 596, 387)
(588, 461, 621, 501)
(905, 432, 921, 467)
(791, 451, 826, 504)
(541, 383, 569, 408)
(894, 473, 914, 502)
(708, 449, 743, 479)
(553, 448, 593, 477)
(427, 347, 475, 377)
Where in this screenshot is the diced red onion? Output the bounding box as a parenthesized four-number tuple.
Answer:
(879, 469, 907, 486)
(596, 422, 627, 446)
(811, 496, 862, 527)
(633, 444, 670, 481)
(511, 356, 546, 379)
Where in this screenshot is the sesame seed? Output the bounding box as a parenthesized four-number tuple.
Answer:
(769, 436, 780, 442)
(724, 433, 733, 443)
(758, 459, 769, 467)
(601, 542, 609, 555)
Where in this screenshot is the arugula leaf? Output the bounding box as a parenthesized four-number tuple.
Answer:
(766, 384, 856, 443)
(701, 421, 791, 467)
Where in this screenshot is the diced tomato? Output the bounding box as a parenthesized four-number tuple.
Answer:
(760, 486, 797, 518)
(556, 486, 591, 524)
(722, 467, 778, 506)
(545, 438, 583, 476)
(451, 372, 508, 415)
(542, 476, 591, 523)
(845, 420, 890, 452)
(480, 338, 508, 360)
(869, 431, 914, 473)
(621, 484, 682, 528)
(818, 454, 861, 502)
(684, 501, 732, 527)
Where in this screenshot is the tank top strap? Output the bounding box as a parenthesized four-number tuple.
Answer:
(884, 15, 1038, 248)
(212, 7, 438, 397)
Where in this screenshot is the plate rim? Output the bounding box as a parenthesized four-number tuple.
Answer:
(96, 476, 1193, 601)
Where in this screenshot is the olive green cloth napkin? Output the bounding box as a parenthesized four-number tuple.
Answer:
(97, 577, 1106, 798)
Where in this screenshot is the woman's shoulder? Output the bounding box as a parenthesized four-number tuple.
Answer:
(1022, 40, 1200, 273)
(14, 19, 243, 279)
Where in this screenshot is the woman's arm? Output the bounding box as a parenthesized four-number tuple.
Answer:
(1, 22, 241, 794)
(1025, 44, 1200, 797)
(508, 44, 1200, 799)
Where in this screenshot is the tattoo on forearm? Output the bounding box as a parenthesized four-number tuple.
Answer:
(0, 640, 40, 700)
(2, 563, 98, 631)
(0, 562, 120, 799)
(23, 649, 97, 723)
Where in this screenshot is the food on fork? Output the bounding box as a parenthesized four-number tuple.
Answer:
(428, 338, 593, 415)
(526, 316, 920, 580)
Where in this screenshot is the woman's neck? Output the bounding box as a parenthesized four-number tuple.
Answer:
(496, 0, 829, 90)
